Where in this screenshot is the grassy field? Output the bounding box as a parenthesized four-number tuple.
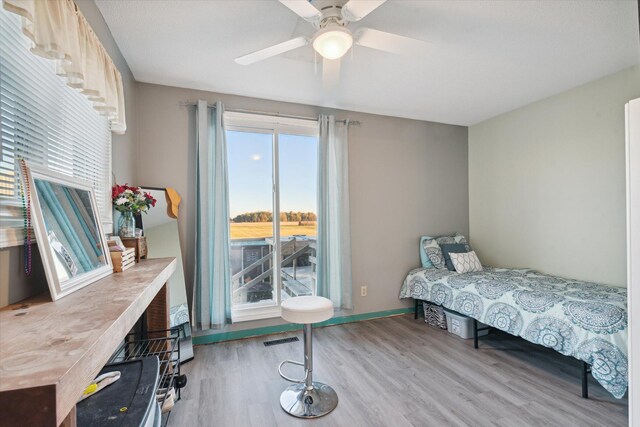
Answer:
(230, 222, 317, 239)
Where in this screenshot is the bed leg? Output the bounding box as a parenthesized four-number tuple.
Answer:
(473, 319, 478, 349)
(414, 299, 419, 320)
(582, 361, 590, 399)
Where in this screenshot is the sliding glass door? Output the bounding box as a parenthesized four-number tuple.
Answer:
(278, 133, 318, 303)
(225, 114, 318, 322)
(227, 130, 275, 310)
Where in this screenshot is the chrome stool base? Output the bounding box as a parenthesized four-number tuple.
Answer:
(279, 298, 338, 419)
(279, 382, 338, 418)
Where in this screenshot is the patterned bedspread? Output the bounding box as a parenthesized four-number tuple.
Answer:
(399, 267, 628, 398)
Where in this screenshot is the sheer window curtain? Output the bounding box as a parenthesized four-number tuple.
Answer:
(317, 115, 353, 309)
(193, 100, 231, 330)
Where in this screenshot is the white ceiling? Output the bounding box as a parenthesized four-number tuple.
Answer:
(95, 0, 639, 126)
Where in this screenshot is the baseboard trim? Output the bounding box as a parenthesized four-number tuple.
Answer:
(192, 307, 413, 345)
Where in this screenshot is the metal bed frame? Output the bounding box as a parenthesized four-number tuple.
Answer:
(414, 299, 592, 398)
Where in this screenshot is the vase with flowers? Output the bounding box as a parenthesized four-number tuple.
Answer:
(112, 184, 157, 237)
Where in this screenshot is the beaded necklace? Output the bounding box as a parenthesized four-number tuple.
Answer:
(18, 159, 32, 276)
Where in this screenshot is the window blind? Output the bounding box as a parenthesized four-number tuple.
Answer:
(0, 8, 112, 231)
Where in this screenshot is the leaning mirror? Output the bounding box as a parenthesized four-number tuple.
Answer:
(139, 187, 194, 362)
(23, 163, 112, 300)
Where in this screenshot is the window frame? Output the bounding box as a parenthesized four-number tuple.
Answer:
(224, 111, 319, 322)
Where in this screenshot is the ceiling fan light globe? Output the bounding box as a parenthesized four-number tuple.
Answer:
(313, 28, 353, 60)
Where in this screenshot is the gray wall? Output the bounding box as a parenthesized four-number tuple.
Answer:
(135, 82, 469, 326)
(0, 0, 137, 307)
(469, 65, 640, 287)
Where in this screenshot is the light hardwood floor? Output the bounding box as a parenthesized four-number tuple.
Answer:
(172, 315, 628, 426)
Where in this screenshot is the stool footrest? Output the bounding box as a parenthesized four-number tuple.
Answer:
(279, 360, 308, 384)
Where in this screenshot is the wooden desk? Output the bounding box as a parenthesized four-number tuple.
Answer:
(0, 258, 177, 427)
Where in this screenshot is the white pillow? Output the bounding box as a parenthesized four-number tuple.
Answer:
(450, 251, 483, 273)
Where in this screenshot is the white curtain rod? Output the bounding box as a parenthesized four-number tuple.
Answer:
(178, 101, 359, 125)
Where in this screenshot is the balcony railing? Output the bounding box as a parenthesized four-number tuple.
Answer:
(230, 236, 316, 305)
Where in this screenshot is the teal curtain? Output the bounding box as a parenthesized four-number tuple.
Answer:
(194, 100, 231, 330)
(317, 115, 353, 309)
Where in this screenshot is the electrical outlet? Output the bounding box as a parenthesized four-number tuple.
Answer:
(360, 286, 367, 297)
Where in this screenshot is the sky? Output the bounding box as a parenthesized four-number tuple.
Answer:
(227, 130, 318, 218)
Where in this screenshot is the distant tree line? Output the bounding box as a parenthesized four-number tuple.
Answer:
(281, 211, 317, 222)
(232, 211, 272, 223)
(231, 211, 317, 223)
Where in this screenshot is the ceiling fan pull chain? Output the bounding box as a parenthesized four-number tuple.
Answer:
(314, 51, 317, 74)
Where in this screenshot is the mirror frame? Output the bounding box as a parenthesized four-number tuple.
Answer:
(24, 163, 113, 300)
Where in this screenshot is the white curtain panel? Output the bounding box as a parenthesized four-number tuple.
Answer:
(3, 0, 126, 133)
(317, 115, 353, 309)
(193, 100, 231, 330)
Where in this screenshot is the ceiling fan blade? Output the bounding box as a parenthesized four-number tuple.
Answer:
(341, 0, 386, 22)
(279, 0, 322, 24)
(235, 36, 310, 65)
(322, 57, 341, 88)
(354, 28, 429, 56)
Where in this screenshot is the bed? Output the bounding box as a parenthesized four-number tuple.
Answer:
(399, 266, 628, 399)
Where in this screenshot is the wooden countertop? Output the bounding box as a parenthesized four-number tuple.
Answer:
(0, 257, 177, 427)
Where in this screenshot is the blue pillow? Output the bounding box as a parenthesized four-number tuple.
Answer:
(440, 243, 469, 271)
(419, 236, 434, 268)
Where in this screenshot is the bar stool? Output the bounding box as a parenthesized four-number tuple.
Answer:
(278, 296, 338, 418)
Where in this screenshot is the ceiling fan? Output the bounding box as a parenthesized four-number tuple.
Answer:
(235, 0, 428, 69)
